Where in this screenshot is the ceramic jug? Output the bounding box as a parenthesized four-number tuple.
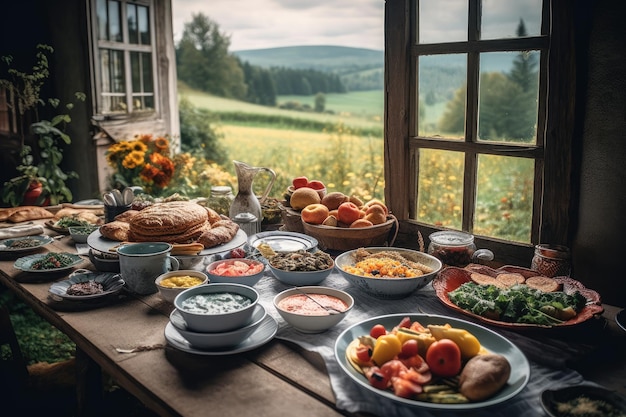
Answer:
(229, 160, 276, 235)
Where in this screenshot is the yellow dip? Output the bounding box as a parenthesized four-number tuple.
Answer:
(159, 276, 204, 288)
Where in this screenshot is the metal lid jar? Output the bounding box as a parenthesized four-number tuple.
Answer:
(531, 244, 570, 277)
(428, 231, 494, 267)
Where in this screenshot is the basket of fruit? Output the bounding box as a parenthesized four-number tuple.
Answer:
(298, 189, 398, 251)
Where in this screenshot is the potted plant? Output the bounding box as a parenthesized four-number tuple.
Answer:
(0, 44, 84, 207)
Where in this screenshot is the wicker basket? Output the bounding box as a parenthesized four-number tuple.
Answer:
(301, 215, 398, 251)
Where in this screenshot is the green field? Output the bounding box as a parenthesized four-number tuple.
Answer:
(277, 90, 384, 121)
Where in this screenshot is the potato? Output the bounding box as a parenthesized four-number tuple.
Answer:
(458, 354, 511, 401)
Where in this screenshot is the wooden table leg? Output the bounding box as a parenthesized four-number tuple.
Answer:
(75, 347, 103, 416)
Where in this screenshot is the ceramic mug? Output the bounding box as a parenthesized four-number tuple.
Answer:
(118, 242, 179, 295)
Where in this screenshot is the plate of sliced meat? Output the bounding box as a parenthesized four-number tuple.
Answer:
(48, 270, 125, 301)
(432, 264, 604, 329)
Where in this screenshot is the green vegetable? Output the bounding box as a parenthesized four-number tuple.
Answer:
(448, 282, 586, 325)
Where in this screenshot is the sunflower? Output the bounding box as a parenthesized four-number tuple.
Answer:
(122, 151, 146, 170)
(153, 137, 170, 153)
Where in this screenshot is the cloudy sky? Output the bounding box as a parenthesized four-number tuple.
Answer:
(171, 0, 385, 52)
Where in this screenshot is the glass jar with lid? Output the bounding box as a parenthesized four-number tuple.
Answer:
(207, 186, 235, 216)
(428, 231, 494, 267)
(531, 244, 570, 277)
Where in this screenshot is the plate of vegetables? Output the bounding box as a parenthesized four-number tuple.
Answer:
(0, 235, 53, 253)
(432, 265, 604, 329)
(334, 313, 529, 410)
(45, 216, 99, 234)
(14, 252, 83, 273)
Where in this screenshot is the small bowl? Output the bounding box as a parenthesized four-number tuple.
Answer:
(169, 304, 267, 349)
(267, 252, 334, 286)
(88, 249, 120, 273)
(69, 226, 99, 243)
(273, 286, 354, 333)
(334, 247, 442, 299)
(205, 258, 266, 287)
(173, 283, 260, 333)
(155, 270, 209, 304)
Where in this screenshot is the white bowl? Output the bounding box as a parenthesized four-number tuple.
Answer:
(273, 286, 354, 333)
(169, 304, 267, 349)
(173, 283, 260, 333)
(334, 247, 442, 299)
(155, 270, 209, 304)
(205, 258, 266, 287)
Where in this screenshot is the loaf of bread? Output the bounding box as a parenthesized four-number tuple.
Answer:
(54, 208, 103, 225)
(0, 206, 55, 223)
(99, 221, 130, 241)
(197, 218, 239, 248)
(459, 354, 511, 401)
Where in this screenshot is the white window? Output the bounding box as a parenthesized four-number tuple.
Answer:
(92, 0, 157, 115)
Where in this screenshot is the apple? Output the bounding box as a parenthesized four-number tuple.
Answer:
(425, 339, 462, 377)
(292, 176, 309, 189)
(306, 180, 325, 190)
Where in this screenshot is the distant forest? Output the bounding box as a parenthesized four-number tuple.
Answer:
(175, 13, 380, 108)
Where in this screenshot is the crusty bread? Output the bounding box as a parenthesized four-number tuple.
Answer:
(129, 201, 208, 236)
(1, 206, 55, 223)
(197, 218, 239, 248)
(459, 354, 511, 401)
(496, 273, 525, 287)
(470, 272, 507, 289)
(525, 276, 560, 292)
(99, 221, 130, 241)
(113, 209, 140, 223)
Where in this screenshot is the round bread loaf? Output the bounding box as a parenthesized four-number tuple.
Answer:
(128, 201, 210, 243)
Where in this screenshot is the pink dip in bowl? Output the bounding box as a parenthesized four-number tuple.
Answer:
(276, 294, 348, 316)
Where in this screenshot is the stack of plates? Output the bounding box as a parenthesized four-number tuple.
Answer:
(164, 304, 278, 355)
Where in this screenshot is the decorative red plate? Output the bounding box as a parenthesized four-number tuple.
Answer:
(432, 264, 604, 329)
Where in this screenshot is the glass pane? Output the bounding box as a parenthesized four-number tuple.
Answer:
(142, 53, 153, 93)
(481, 0, 543, 40)
(478, 51, 539, 144)
(127, 4, 138, 44)
(418, 0, 467, 44)
(143, 95, 154, 111)
(130, 52, 140, 92)
(138, 5, 150, 45)
(108, 0, 122, 42)
(102, 95, 126, 113)
(96, 0, 107, 40)
(474, 154, 534, 243)
(418, 54, 466, 139)
(101, 49, 125, 94)
(416, 149, 464, 229)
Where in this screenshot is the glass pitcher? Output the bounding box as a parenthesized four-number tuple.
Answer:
(229, 160, 276, 235)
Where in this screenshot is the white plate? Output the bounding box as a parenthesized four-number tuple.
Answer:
(48, 271, 125, 301)
(14, 252, 83, 273)
(247, 231, 317, 253)
(87, 228, 248, 256)
(334, 313, 530, 410)
(169, 304, 266, 332)
(0, 235, 53, 253)
(616, 309, 626, 332)
(164, 314, 277, 355)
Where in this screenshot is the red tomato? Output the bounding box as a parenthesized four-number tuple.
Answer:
(369, 324, 387, 339)
(391, 377, 423, 398)
(306, 180, 325, 190)
(292, 176, 309, 189)
(355, 345, 372, 363)
(399, 339, 419, 358)
(425, 339, 462, 377)
(364, 366, 390, 390)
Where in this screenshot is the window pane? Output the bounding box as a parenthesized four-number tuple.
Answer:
(419, 54, 467, 138)
(127, 4, 138, 44)
(478, 51, 539, 143)
(138, 5, 150, 45)
(96, 0, 108, 40)
(100, 49, 125, 94)
(142, 53, 153, 93)
(130, 52, 140, 92)
(481, 0, 542, 40)
(108, 0, 122, 42)
(474, 154, 533, 242)
(143, 95, 154, 111)
(102, 95, 127, 113)
(418, 0, 467, 44)
(416, 149, 464, 229)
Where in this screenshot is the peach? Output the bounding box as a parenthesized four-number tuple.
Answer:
(301, 203, 329, 225)
(337, 202, 362, 225)
(290, 187, 321, 210)
(365, 211, 387, 225)
(322, 215, 338, 226)
(321, 191, 348, 210)
(364, 199, 388, 215)
(349, 195, 364, 208)
(350, 219, 374, 228)
(365, 204, 386, 216)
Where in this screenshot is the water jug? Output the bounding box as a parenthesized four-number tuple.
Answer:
(229, 160, 276, 235)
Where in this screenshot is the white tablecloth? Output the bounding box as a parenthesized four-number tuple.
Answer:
(254, 269, 597, 417)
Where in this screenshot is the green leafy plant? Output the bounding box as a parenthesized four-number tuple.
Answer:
(0, 44, 85, 206)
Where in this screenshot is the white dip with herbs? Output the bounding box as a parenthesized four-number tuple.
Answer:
(181, 292, 252, 314)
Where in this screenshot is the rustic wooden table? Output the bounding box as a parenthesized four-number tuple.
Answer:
(1, 220, 624, 417)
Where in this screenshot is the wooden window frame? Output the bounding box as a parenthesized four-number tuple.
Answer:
(89, 0, 159, 117)
(384, 0, 576, 266)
